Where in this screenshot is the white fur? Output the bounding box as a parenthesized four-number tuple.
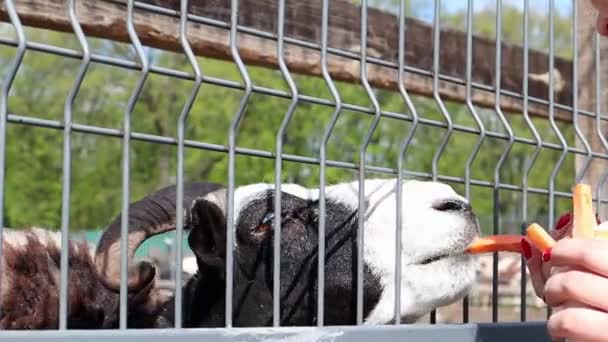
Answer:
(0, 227, 89, 303)
(231, 183, 314, 222)
(3, 227, 63, 251)
(182, 256, 198, 275)
(1, 227, 92, 259)
(221, 178, 481, 324)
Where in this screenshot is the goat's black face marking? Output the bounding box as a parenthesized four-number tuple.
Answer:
(233, 191, 383, 326)
(432, 198, 477, 230)
(184, 190, 384, 328)
(432, 199, 472, 213)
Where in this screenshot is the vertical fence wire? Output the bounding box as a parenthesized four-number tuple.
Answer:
(0, 0, 26, 313)
(226, 0, 253, 327)
(318, 0, 343, 327)
(394, 0, 419, 325)
(59, 0, 91, 330)
(491, 0, 515, 323)
(430, 0, 453, 323)
(119, 0, 150, 329)
(546, 0, 568, 319)
(595, 30, 608, 214)
(573, 1, 592, 184)
(431, 0, 453, 186)
(519, 0, 542, 322)
(463, 0, 487, 323)
(273, 0, 300, 327)
(59, 0, 91, 329)
(356, 0, 382, 325)
(175, 0, 203, 328)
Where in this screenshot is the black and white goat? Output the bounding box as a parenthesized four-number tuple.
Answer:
(94, 178, 482, 327)
(0, 181, 222, 329)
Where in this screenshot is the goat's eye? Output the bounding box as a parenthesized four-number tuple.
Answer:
(252, 211, 275, 236)
(261, 211, 275, 225)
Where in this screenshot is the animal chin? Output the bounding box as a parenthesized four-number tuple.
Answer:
(418, 253, 451, 265)
(417, 233, 479, 266)
(417, 248, 468, 265)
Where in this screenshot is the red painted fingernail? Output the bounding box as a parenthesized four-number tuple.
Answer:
(521, 238, 532, 259)
(555, 212, 571, 230)
(542, 248, 552, 262)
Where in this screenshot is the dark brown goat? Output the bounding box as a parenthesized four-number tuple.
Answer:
(0, 181, 223, 330)
(0, 227, 167, 329)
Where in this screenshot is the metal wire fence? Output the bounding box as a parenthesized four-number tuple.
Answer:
(0, 0, 606, 340)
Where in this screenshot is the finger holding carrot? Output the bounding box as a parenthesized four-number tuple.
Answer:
(540, 236, 608, 342)
(521, 184, 608, 342)
(463, 215, 566, 299)
(521, 212, 575, 300)
(464, 182, 608, 341)
(521, 207, 602, 303)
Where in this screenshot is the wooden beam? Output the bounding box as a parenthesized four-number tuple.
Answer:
(0, 0, 574, 121)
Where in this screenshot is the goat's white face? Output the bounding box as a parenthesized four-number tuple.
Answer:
(206, 178, 480, 325)
(356, 180, 481, 324)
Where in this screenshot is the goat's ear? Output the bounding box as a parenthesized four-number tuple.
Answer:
(187, 198, 227, 271)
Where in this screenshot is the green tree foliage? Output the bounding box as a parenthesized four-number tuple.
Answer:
(0, 0, 577, 235)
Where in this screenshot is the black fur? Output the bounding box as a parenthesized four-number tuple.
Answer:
(156, 190, 384, 327)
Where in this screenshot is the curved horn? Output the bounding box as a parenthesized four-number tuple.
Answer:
(94, 181, 224, 293)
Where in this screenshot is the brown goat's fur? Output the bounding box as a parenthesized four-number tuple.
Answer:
(0, 228, 168, 329)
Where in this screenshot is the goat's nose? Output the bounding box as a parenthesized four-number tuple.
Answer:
(433, 199, 473, 213)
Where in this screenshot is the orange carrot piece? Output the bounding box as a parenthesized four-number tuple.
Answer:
(525, 223, 556, 252)
(572, 183, 596, 238)
(465, 235, 522, 254)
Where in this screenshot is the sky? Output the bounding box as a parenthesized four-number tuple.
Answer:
(443, 0, 572, 13)
(417, 0, 573, 22)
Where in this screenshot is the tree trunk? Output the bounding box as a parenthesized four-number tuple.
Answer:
(575, 0, 608, 218)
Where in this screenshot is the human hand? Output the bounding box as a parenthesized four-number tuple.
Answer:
(522, 212, 608, 341)
(522, 212, 585, 299)
(541, 235, 608, 341)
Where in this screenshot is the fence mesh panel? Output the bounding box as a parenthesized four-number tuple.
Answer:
(0, 0, 606, 340)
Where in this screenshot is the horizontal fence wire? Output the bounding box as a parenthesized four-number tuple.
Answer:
(1, 39, 608, 158)
(4, 0, 608, 123)
(0, 0, 605, 339)
(5, 111, 606, 202)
